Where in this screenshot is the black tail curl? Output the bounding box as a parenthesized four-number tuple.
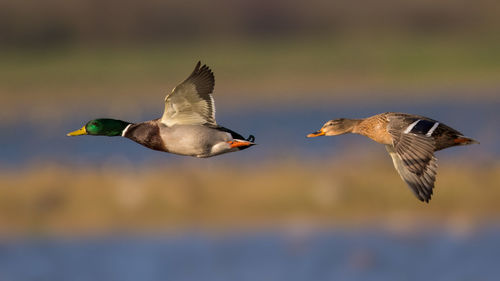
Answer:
(246, 135, 255, 142)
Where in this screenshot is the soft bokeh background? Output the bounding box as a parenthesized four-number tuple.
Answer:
(1, 0, 499, 280)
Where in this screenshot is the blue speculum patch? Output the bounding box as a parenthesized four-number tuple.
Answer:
(411, 119, 437, 135)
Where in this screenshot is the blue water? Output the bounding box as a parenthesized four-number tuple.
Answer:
(1, 227, 499, 281)
(0, 100, 498, 166)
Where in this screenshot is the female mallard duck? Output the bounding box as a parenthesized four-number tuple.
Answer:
(67, 61, 255, 158)
(307, 112, 478, 202)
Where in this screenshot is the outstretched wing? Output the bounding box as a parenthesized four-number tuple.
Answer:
(386, 125, 438, 202)
(161, 61, 216, 127)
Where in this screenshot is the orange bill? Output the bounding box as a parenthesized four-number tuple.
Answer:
(307, 129, 325, 138)
(227, 140, 254, 148)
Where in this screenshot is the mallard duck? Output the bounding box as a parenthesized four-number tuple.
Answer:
(67, 61, 255, 158)
(307, 112, 479, 202)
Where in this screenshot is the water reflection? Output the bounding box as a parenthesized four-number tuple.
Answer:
(0, 226, 499, 281)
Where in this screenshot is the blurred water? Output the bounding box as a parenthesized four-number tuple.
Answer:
(0, 100, 498, 166)
(0, 227, 499, 281)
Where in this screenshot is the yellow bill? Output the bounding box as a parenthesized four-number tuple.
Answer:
(67, 126, 87, 136)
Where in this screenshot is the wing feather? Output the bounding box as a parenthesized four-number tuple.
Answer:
(386, 145, 438, 202)
(161, 61, 216, 126)
(385, 123, 439, 202)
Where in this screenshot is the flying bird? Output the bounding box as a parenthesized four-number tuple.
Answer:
(307, 112, 478, 202)
(68, 61, 255, 158)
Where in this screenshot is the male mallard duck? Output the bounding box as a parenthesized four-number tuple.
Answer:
(68, 61, 255, 158)
(307, 112, 479, 202)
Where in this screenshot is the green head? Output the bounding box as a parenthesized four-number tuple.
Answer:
(67, 119, 131, 137)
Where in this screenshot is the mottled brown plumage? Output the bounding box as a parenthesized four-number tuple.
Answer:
(307, 112, 479, 202)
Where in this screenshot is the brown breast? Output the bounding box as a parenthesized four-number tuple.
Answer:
(124, 121, 167, 152)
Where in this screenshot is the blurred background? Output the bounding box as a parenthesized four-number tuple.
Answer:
(0, 0, 499, 280)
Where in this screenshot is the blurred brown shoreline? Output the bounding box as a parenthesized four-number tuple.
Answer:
(1, 159, 498, 236)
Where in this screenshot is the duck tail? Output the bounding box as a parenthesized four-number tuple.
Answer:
(454, 136, 479, 145)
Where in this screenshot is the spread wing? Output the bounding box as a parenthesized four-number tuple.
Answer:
(386, 127, 438, 202)
(161, 61, 216, 127)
